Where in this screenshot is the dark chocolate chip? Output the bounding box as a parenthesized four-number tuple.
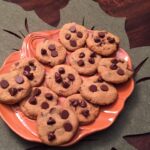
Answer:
(9, 88, 18, 96)
(41, 48, 47, 55)
(90, 52, 96, 58)
(41, 102, 49, 109)
(48, 44, 56, 51)
(47, 117, 56, 125)
(55, 72, 62, 83)
(110, 63, 118, 70)
(89, 85, 97, 92)
(77, 60, 84, 66)
(97, 76, 103, 83)
(80, 100, 87, 108)
(70, 40, 77, 47)
(51, 50, 58, 57)
(62, 81, 70, 88)
(29, 61, 34, 66)
(18, 88, 23, 91)
(68, 74, 75, 81)
(45, 93, 53, 100)
(15, 76, 24, 84)
(88, 57, 95, 64)
(65, 33, 71, 40)
(69, 26, 76, 33)
(48, 132, 56, 141)
(27, 73, 34, 80)
(117, 68, 125, 76)
(94, 38, 101, 43)
(58, 67, 65, 74)
(33, 88, 41, 96)
(100, 84, 109, 91)
(79, 52, 85, 58)
(81, 110, 89, 118)
(0, 80, 9, 89)
(24, 65, 31, 72)
(63, 122, 73, 132)
(107, 37, 115, 43)
(77, 32, 83, 38)
(71, 99, 79, 107)
(111, 59, 118, 64)
(60, 110, 69, 119)
(29, 97, 37, 105)
(98, 32, 105, 38)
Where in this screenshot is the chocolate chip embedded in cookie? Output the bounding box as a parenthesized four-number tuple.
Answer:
(80, 76, 118, 105)
(37, 106, 79, 146)
(36, 40, 67, 67)
(0, 71, 31, 104)
(64, 94, 100, 125)
(46, 65, 82, 97)
(20, 86, 58, 119)
(98, 58, 133, 84)
(86, 30, 120, 56)
(59, 22, 88, 51)
(69, 48, 101, 75)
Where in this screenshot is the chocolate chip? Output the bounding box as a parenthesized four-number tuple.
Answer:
(80, 101, 87, 108)
(110, 63, 118, 70)
(69, 26, 76, 33)
(15, 76, 24, 84)
(60, 110, 69, 119)
(0, 80, 9, 89)
(100, 84, 109, 91)
(79, 52, 85, 58)
(47, 117, 56, 125)
(68, 74, 75, 81)
(27, 73, 34, 80)
(65, 33, 71, 40)
(77, 32, 83, 38)
(51, 51, 58, 57)
(9, 88, 18, 96)
(70, 40, 77, 47)
(58, 67, 65, 74)
(97, 76, 103, 83)
(41, 48, 47, 55)
(71, 99, 79, 107)
(98, 32, 105, 38)
(48, 44, 56, 51)
(62, 81, 70, 88)
(111, 59, 118, 64)
(90, 52, 96, 58)
(117, 68, 125, 76)
(94, 38, 100, 43)
(81, 110, 89, 118)
(107, 37, 115, 43)
(45, 93, 53, 100)
(41, 102, 49, 109)
(88, 57, 95, 64)
(48, 132, 56, 141)
(29, 97, 37, 105)
(33, 88, 41, 96)
(18, 88, 23, 91)
(89, 85, 97, 92)
(24, 66, 31, 72)
(29, 61, 34, 66)
(77, 60, 84, 66)
(63, 122, 73, 132)
(55, 72, 62, 83)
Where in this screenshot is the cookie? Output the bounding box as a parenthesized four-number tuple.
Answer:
(80, 76, 118, 105)
(37, 106, 79, 146)
(0, 71, 31, 104)
(12, 58, 45, 87)
(86, 30, 120, 56)
(46, 65, 82, 97)
(98, 58, 133, 84)
(20, 86, 58, 119)
(59, 22, 88, 51)
(64, 94, 100, 125)
(69, 48, 101, 75)
(36, 40, 67, 67)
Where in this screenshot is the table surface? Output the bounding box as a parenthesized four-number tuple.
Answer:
(0, 0, 150, 150)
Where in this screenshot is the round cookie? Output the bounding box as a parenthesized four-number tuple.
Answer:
(46, 65, 82, 97)
(59, 22, 88, 51)
(64, 94, 100, 125)
(12, 58, 45, 87)
(37, 106, 79, 146)
(86, 30, 120, 56)
(69, 48, 101, 75)
(0, 70, 31, 104)
(98, 58, 133, 84)
(80, 76, 118, 105)
(20, 86, 58, 119)
(36, 40, 67, 67)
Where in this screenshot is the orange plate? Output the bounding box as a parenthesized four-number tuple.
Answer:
(0, 30, 135, 146)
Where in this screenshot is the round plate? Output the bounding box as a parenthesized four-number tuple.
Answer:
(0, 30, 134, 146)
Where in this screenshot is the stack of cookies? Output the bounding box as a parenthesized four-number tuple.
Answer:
(0, 23, 133, 146)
